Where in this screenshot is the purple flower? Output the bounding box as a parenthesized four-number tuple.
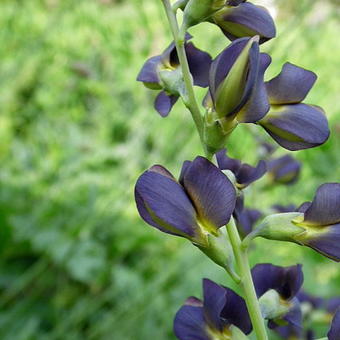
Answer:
(256, 183, 340, 262)
(216, 148, 266, 189)
(293, 183, 340, 261)
(258, 63, 330, 151)
(173, 279, 252, 340)
(213, 1, 276, 44)
(206, 37, 271, 132)
(267, 154, 301, 185)
(135, 156, 236, 246)
(137, 35, 212, 117)
(252, 263, 303, 331)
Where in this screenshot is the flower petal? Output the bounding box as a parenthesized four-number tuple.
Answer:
(267, 155, 301, 185)
(216, 148, 242, 173)
(236, 53, 271, 123)
(220, 286, 253, 334)
(185, 42, 212, 88)
(252, 263, 303, 300)
(259, 103, 330, 151)
(203, 279, 227, 331)
(137, 55, 162, 85)
(154, 91, 179, 117)
(182, 157, 237, 233)
(173, 304, 210, 340)
(236, 160, 267, 188)
(328, 308, 340, 340)
(215, 3, 276, 44)
(135, 170, 198, 238)
(303, 223, 340, 262)
(303, 183, 340, 226)
(266, 63, 317, 105)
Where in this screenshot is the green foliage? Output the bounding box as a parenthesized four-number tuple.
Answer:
(0, 0, 339, 339)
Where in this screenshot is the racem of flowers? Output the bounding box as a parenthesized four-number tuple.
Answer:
(134, 0, 339, 339)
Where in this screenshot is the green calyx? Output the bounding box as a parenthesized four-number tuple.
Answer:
(182, 0, 226, 29)
(259, 289, 291, 320)
(242, 212, 306, 248)
(197, 227, 239, 281)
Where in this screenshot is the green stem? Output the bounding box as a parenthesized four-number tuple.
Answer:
(226, 217, 268, 340)
(161, 0, 208, 157)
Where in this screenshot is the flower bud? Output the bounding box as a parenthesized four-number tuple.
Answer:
(213, 2, 276, 43)
(253, 212, 305, 243)
(182, 0, 225, 30)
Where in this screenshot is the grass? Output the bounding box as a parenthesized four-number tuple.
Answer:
(0, 0, 339, 339)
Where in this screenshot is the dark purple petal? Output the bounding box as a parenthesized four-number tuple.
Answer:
(182, 157, 237, 232)
(149, 164, 176, 180)
(234, 206, 262, 237)
(162, 33, 192, 67)
(179, 160, 192, 185)
(137, 55, 162, 84)
(202, 279, 227, 331)
(304, 223, 340, 262)
(135, 170, 198, 238)
(267, 155, 301, 185)
(220, 286, 253, 334)
(283, 298, 302, 329)
(328, 308, 340, 340)
(236, 53, 271, 123)
(216, 3, 276, 43)
(185, 42, 212, 88)
(216, 149, 241, 174)
(173, 305, 210, 340)
(259, 103, 330, 151)
(237, 160, 267, 188)
(252, 264, 303, 300)
(266, 63, 317, 105)
(297, 202, 312, 214)
(303, 183, 340, 226)
(185, 296, 203, 307)
(216, 149, 266, 188)
(154, 91, 179, 117)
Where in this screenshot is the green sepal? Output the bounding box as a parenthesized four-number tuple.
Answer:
(259, 289, 291, 320)
(252, 212, 306, 243)
(182, 0, 225, 29)
(230, 325, 250, 339)
(158, 68, 187, 100)
(197, 227, 239, 280)
(203, 110, 229, 155)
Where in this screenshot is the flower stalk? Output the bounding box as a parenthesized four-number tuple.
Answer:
(227, 217, 269, 340)
(161, 0, 213, 159)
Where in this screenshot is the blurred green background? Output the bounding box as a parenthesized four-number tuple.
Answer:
(0, 0, 339, 339)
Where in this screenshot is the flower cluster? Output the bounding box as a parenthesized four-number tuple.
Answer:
(134, 0, 338, 339)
